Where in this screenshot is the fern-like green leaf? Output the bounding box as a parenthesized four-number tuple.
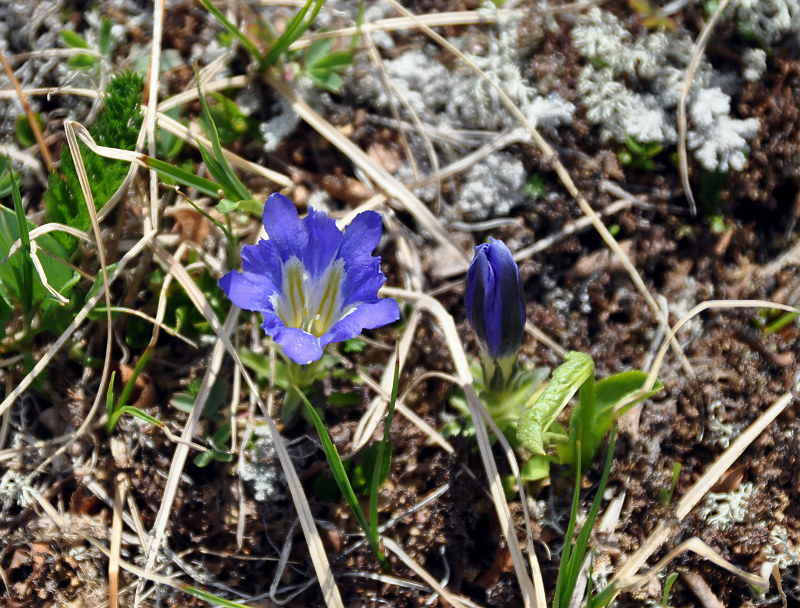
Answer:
(43, 71, 143, 253)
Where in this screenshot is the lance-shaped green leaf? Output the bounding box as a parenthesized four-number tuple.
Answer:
(517, 351, 594, 455)
(559, 370, 663, 469)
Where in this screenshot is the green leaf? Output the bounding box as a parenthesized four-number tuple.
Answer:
(0, 156, 14, 198)
(118, 406, 162, 427)
(304, 37, 335, 67)
(68, 53, 99, 70)
(342, 337, 367, 353)
(559, 370, 663, 469)
(142, 156, 222, 199)
(594, 370, 663, 418)
(15, 113, 44, 148)
(197, 0, 264, 64)
(194, 451, 214, 467)
(520, 454, 552, 482)
(211, 422, 232, 448)
(9, 167, 33, 314)
(44, 71, 143, 254)
(662, 572, 679, 607)
(554, 429, 617, 608)
(60, 29, 90, 49)
(170, 377, 227, 422)
(99, 17, 113, 55)
(0, 203, 76, 312)
(295, 384, 388, 569)
(370, 357, 398, 547)
(307, 69, 343, 93)
(195, 76, 250, 202)
(262, 0, 325, 69)
(517, 351, 594, 455)
(240, 348, 273, 382)
(309, 50, 354, 71)
(329, 391, 362, 406)
(86, 263, 119, 301)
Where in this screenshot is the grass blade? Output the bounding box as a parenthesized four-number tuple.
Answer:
(369, 355, 399, 548)
(8, 163, 33, 315)
(195, 76, 251, 202)
(262, 0, 325, 68)
(558, 428, 618, 608)
(197, 0, 263, 62)
(293, 383, 388, 570)
(141, 156, 222, 199)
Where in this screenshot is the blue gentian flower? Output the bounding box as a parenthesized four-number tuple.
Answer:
(465, 238, 526, 391)
(219, 193, 400, 365)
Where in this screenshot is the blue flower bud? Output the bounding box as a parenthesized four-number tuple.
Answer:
(465, 238, 526, 391)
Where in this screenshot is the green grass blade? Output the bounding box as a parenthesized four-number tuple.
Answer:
(662, 571, 679, 607)
(107, 348, 153, 434)
(577, 375, 596, 471)
(117, 348, 153, 413)
(195, 76, 251, 202)
(370, 356, 399, 553)
(560, 428, 618, 608)
(141, 156, 222, 199)
(197, 0, 263, 62)
(105, 371, 117, 423)
(553, 444, 582, 607)
(351, 0, 365, 49)
(8, 163, 33, 314)
(293, 384, 387, 568)
(262, 0, 325, 68)
(181, 584, 255, 607)
(118, 406, 162, 428)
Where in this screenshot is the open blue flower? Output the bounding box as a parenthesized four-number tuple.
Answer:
(465, 238, 525, 391)
(220, 193, 400, 365)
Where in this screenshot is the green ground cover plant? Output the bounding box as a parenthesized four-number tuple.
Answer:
(0, 0, 798, 606)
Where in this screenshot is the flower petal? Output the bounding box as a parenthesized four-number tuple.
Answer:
(466, 247, 491, 351)
(324, 298, 400, 345)
(466, 239, 525, 360)
(340, 211, 382, 263)
(302, 206, 343, 278)
(265, 323, 324, 365)
(338, 211, 387, 304)
(262, 193, 307, 260)
(340, 256, 387, 306)
(240, 238, 282, 289)
(219, 268, 277, 313)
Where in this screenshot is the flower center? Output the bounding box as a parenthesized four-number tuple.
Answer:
(276, 256, 345, 337)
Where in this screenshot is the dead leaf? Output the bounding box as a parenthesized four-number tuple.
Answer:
(172, 207, 211, 246)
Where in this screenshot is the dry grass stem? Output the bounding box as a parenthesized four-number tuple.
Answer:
(138, 304, 235, 590)
(382, 537, 476, 608)
(153, 109, 294, 188)
(610, 377, 799, 598)
(677, 0, 735, 216)
(290, 9, 513, 50)
(110, 474, 128, 608)
(383, 0, 693, 379)
(63, 119, 114, 437)
(0, 46, 53, 168)
(152, 243, 345, 607)
(266, 73, 469, 268)
(382, 286, 543, 608)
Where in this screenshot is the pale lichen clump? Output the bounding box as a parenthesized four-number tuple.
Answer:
(767, 525, 800, 569)
(688, 87, 760, 172)
(734, 0, 800, 44)
(457, 152, 528, 219)
(240, 424, 283, 502)
(348, 2, 574, 218)
(700, 482, 754, 530)
(571, 7, 761, 173)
